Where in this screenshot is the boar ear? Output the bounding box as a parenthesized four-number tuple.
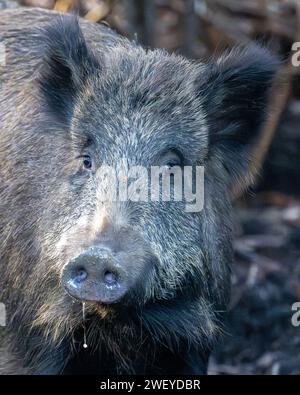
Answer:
(199, 45, 279, 195)
(39, 16, 99, 120)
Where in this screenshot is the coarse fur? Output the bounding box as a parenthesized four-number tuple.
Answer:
(0, 8, 279, 374)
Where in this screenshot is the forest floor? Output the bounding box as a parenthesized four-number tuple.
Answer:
(209, 197, 300, 374)
(209, 100, 300, 375)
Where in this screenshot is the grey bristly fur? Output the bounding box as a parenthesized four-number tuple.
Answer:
(0, 8, 279, 374)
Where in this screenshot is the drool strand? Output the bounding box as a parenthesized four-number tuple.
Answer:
(82, 302, 88, 349)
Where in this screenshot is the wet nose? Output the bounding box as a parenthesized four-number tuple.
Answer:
(62, 247, 128, 304)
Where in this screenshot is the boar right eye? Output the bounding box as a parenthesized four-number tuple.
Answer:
(82, 155, 92, 170)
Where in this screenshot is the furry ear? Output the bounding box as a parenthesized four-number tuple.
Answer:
(38, 16, 99, 121)
(199, 45, 279, 194)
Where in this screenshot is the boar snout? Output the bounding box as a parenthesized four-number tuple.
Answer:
(62, 246, 130, 304)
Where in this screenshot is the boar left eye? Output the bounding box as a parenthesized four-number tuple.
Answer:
(161, 150, 183, 169)
(82, 155, 92, 170)
(165, 159, 180, 169)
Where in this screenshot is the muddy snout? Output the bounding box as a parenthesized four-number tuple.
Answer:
(62, 245, 151, 304)
(62, 247, 129, 304)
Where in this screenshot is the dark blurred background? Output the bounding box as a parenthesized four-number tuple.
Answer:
(1, 0, 300, 374)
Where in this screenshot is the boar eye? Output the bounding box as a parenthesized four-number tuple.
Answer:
(161, 150, 183, 169)
(165, 159, 180, 169)
(82, 155, 92, 170)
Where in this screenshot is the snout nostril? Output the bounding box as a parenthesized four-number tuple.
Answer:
(74, 268, 88, 283)
(63, 247, 131, 303)
(104, 271, 118, 285)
